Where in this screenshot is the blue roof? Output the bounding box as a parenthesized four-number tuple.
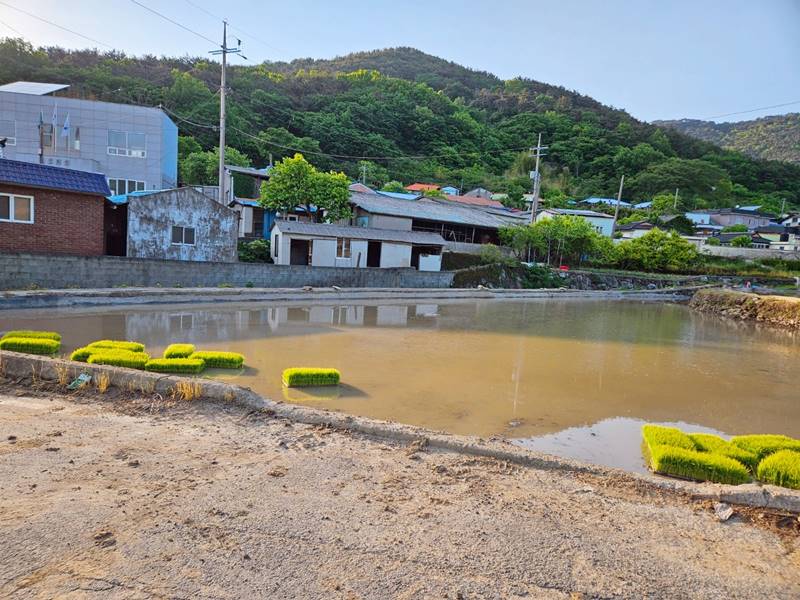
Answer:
(582, 196, 632, 207)
(0, 158, 110, 196)
(376, 190, 422, 201)
(634, 201, 652, 209)
(107, 190, 160, 205)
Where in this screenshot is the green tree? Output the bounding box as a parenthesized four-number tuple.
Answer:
(722, 223, 748, 233)
(381, 180, 407, 193)
(730, 235, 753, 247)
(260, 153, 351, 222)
(179, 146, 252, 196)
(615, 229, 699, 272)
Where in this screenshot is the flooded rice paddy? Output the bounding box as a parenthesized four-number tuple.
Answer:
(1, 298, 797, 473)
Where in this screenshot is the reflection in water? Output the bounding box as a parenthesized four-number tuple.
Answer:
(1, 299, 798, 468)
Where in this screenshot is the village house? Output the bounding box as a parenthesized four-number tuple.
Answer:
(615, 220, 654, 239)
(106, 187, 238, 262)
(755, 224, 800, 251)
(440, 186, 459, 196)
(270, 220, 446, 271)
(535, 208, 615, 237)
(713, 232, 772, 249)
(405, 183, 440, 193)
(0, 158, 110, 256)
(581, 197, 632, 209)
(685, 208, 774, 229)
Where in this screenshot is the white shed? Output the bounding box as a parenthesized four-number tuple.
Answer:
(270, 221, 446, 271)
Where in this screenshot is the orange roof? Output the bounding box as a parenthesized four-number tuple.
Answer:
(405, 183, 440, 192)
(440, 194, 504, 209)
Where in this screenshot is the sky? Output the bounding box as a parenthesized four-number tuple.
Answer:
(1, 0, 798, 123)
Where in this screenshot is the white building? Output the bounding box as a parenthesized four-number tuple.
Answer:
(534, 208, 615, 237)
(270, 221, 446, 271)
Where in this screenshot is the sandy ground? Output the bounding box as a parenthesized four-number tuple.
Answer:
(0, 382, 798, 599)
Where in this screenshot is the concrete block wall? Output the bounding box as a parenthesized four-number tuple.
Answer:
(0, 252, 455, 290)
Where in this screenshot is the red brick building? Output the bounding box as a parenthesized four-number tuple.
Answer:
(0, 159, 111, 256)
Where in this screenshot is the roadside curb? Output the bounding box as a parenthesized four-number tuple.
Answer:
(3, 350, 797, 513)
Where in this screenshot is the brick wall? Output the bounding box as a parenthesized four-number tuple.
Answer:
(0, 184, 105, 256)
(0, 252, 455, 290)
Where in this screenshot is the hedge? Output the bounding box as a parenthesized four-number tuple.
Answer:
(282, 367, 341, 387)
(145, 358, 206, 374)
(688, 433, 759, 470)
(163, 343, 196, 359)
(87, 350, 150, 370)
(70, 346, 96, 362)
(189, 351, 244, 369)
(648, 445, 750, 485)
(730, 435, 800, 460)
(1, 330, 61, 342)
(642, 425, 696, 452)
(0, 337, 60, 355)
(756, 450, 800, 490)
(88, 340, 146, 353)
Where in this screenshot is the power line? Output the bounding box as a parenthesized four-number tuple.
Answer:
(0, 1, 113, 49)
(704, 100, 800, 120)
(128, 0, 218, 46)
(0, 17, 23, 37)
(183, 0, 283, 54)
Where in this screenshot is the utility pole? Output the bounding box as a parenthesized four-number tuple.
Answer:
(612, 174, 625, 231)
(673, 187, 679, 210)
(360, 163, 367, 185)
(528, 133, 548, 224)
(209, 21, 244, 204)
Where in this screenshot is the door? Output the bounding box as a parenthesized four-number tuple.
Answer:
(290, 239, 311, 265)
(366, 241, 381, 267)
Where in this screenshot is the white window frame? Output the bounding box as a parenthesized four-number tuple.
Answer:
(0, 193, 34, 224)
(336, 237, 352, 258)
(107, 130, 147, 158)
(171, 225, 196, 246)
(108, 178, 146, 195)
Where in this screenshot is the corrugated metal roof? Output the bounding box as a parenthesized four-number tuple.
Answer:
(107, 190, 160, 205)
(543, 208, 614, 219)
(376, 190, 421, 200)
(440, 194, 504, 208)
(351, 192, 518, 229)
(272, 220, 446, 245)
(0, 81, 69, 95)
(0, 159, 110, 196)
(582, 197, 632, 207)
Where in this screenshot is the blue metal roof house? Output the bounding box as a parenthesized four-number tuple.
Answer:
(581, 196, 632, 208)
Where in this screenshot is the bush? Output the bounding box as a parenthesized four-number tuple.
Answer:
(722, 224, 748, 233)
(688, 433, 759, 470)
(615, 229, 699, 272)
(479, 244, 514, 266)
(730, 235, 752, 248)
(145, 358, 206, 374)
(1, 330, 61, 342)
(87, 350, 150, 370)
(642, 424, 696, 451)
(648, 445, 750, 485)
(0, 337, 60, 355)
(189, 351, 244, 368)
(521, 264, 560, 289)
(88, 340, 145, 353)
(238, 238, 271, 263)
(70, 347, 95, 362)
(705, 237, 720, 246)
(163, 343, 196, 359)
(756, 450, 800, 490)
(730, 434, 800, 460)
(282, 367, 341, 387)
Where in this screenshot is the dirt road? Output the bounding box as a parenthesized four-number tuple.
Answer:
(0, 383, 798, 599)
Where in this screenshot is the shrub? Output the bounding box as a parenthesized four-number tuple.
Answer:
(730, 235, 753, 248)
(282, 367, 341, 387)
(641, 424, 696, 452)
(688, 433, 759, 470)
(1, 330, 61, 342)
(88, 340, 145, 353)
(705, 237, 720, 246)
(238, 238, 271, 263)
(0, 337, 60, 355)
(87, 350, 150, 370)
(189, 351, 244, 369)
(730, 434, 800, 460)
(163, 343, 196, 359)
(70, 346, 96, 362)
(145, 358, 206, 374)
(648, 445, 750, 485)
(756, 450, 800, 490)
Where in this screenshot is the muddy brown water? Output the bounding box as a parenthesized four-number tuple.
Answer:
(1, 298, 797, 473)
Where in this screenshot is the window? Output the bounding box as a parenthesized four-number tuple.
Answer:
(286, 214, 298, 222)
(0, 120, 16, 145)
(171, 226, 195, 246)
(273, 234, 279, 259)
(41, 124, 54, 148)
(73, 126, 80, 151)
(108, 130, 147, 157)
(0, 194, 34, 224)
(108, 179, 146, 195)
(336, 237, 352, 258)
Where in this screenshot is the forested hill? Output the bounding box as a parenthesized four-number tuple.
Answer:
(1, 40, 798, 211)
(655, 114, 800, 166)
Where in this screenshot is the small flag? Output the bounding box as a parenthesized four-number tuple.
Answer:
(61, 113, 70, 137)
(38, 111, 44, 126)
(51, 104, 57, 130)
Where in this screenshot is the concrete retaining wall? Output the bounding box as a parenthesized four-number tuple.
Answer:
(0, 252, 454, 291)
(700, 245, 800, 260)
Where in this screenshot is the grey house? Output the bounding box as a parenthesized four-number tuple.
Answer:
(107, 188, 238, 262)
(0, 81, 178, 195)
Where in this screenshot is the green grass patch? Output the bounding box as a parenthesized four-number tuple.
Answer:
(87, 350, 150, 370)
(756, 450, 800, 490)
(189, 351, 244, 369)
(145, 358, 206, 374)
(730, 435, 800, 460)
(163, 343, 196, 359)
(88, 340, 146, 353)
(642, 425, 696, 452)
(1, 330, 61, 342)
(0, 337, 60, 355)
(70, 346, 96, 362)
(688, 433, 759, 470)
(648, 445, 750, 485)
(282, 367, 341, 387)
